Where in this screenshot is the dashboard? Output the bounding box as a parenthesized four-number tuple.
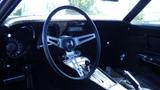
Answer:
(2, 20, 87, 51)
(0, 17, 128, 86)
(0, 18, 94, 83)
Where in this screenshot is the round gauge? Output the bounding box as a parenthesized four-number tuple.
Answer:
(5, 38, 24, 58)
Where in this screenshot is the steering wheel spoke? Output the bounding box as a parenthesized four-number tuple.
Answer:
(73, 33, 96, 46)
(47, 35, 63, 48)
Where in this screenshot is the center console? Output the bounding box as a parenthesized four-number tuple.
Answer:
(90, 68, 127, 90)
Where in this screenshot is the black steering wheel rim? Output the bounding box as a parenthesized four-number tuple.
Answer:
(42, 5, 101, 80)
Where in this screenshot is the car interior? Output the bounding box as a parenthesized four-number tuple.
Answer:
(0, 0, 160, 90)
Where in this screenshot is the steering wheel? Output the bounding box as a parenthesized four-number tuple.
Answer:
(42, 5, 101, 80)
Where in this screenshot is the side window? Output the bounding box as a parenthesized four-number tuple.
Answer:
(131, 0, 160, 25)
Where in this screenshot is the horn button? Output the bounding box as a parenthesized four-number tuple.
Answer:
(61, 36, 76, 52)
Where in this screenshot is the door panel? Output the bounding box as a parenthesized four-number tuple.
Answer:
(127, 24, 160, 89)
(128, 25, 160, 67)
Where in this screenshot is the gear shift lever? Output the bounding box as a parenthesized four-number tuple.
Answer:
(123, 70, 142, 90)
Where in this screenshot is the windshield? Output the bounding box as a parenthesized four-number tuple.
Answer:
(10, 0, 139, 20)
